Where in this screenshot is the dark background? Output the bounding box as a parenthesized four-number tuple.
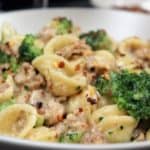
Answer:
(0, 0, 92, 11)
(0, 0, 149, 13)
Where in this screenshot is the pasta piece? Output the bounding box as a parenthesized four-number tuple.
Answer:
(6, 35, 24, 55)
(67, 85, 99, 120)
(118, 37, 148, 55)
(84, 50, 116, 82)
(0, 35, 24, 57)
(0, 104, 37, 138)
(44, 34, 79, 55)
(116, 37, 150, 71)
(94, 50, 116, 71)
(0, 76, 14, 103)
(0, 22, 17, 43)
(91, 105, 126, 124)
(33, 54, 75, 76)
(116, 55, 138, 71)
(67, 93, 82, 114)
(26, 126, 57, 142)
(92, 105, 137, 143)
(99, 116, 137, 143)
(32, 54, 87, 96)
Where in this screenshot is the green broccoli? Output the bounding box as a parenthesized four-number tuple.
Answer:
(19, 34, 43, 62)
(9, 57, 20, 73)
(95, 76, 111, 96)
(95, 71, 150, 120)
(35, 115, 44, 127)
(0, 99, 15, 111)
(80, 30, 113, 51)
(55, 17, 73, 35)
(59, 132, 83, 143)
(0, 51, 11, 64)
(0, 50, 19, 73)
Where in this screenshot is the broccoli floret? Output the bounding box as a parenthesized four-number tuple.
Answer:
(95, 71, 150, 120)
(0, 51, 10, 64)
(9, 57, 20, 73)
(19, 34, 43, 62)
(0, 50, 19, 73)
(35, 115, 44, 127)
(95, 76, 111, 95)
(80, 30, 113, 51)
(55, 17, 73, 35)
(59, 132, 83, 143)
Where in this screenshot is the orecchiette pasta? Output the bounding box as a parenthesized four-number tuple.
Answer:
(0, 76, 14, 103)
(91, 105, 126, 123)
(118, 37, 148, 55)
(99, 116, 137, 143)
(116, 37, 150, 71)
(0, 104, 37, 138)
(26, 126, 57, 142)
(0, 22, 17, 43)
(4, 35, 24, 56)
(32, 54, 87, 96)
(116, 55, 137, 71)
(94, 50, 116, 71)
(44, 34, 79, 55)
(67, 93, 82, 114)
(67, 85, 99, 120)
(92, 105, 138, 143)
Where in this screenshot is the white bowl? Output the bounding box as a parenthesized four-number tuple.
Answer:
(0, 8, 150, 150)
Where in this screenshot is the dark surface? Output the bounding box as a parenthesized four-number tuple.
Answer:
(0, 0, 34, 10)
(0, 0, 92, 11)
(49, 0, 91, 7)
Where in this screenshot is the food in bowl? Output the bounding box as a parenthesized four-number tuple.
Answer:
(0, 17, 149, 144)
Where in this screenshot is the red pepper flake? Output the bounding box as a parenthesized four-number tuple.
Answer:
(75, 64, 80, 71)
(78, 107, 83, 112)
(58, 61, 65, 68)
(57, 115, 63, 121)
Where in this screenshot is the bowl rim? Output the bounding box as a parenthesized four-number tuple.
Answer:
(0, 136, 150, 150)
(0, 7, 150, 17)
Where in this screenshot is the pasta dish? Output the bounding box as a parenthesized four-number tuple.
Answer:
(0, 17, 149, 144)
